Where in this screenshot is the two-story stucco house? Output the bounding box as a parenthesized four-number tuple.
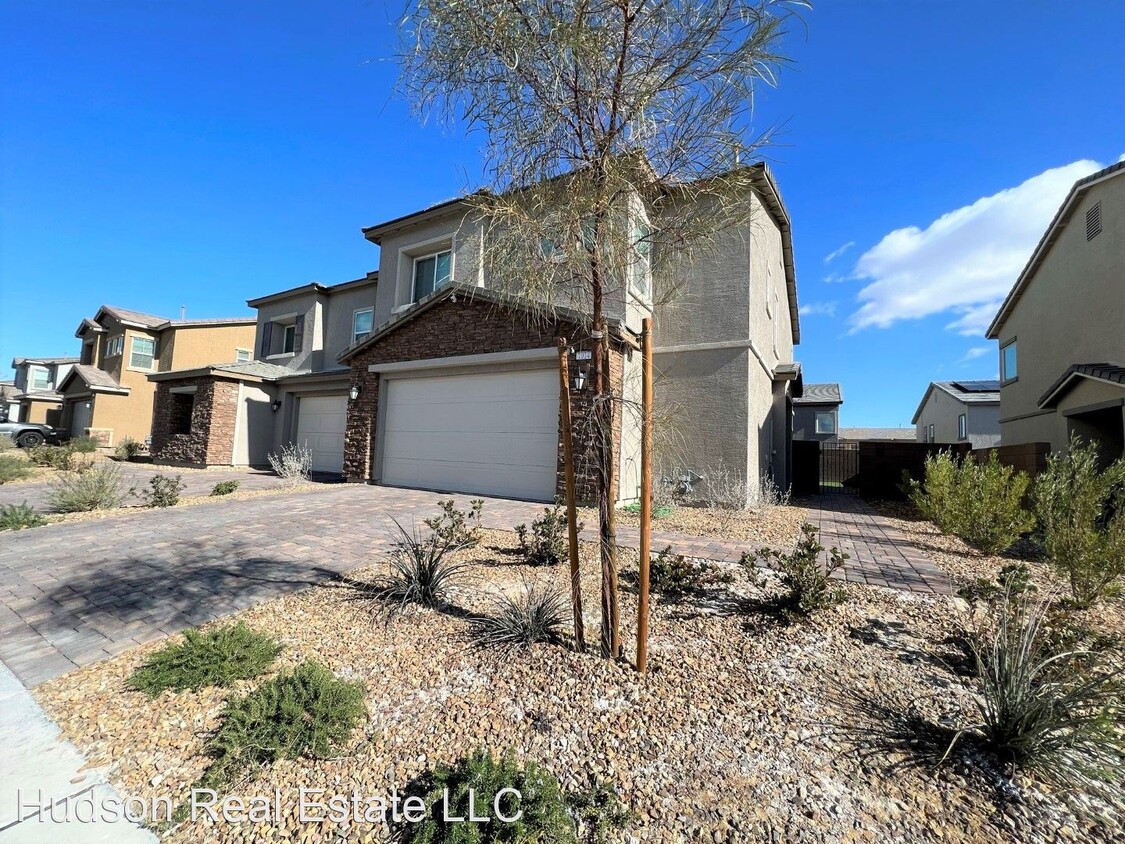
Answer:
(58, 306, 257, 448)
(911, 380, 1001, 448)
(792, 383, 842, 442)
(8, 356, 78, 425)
(148, 273, 379, 471)
(986, 160, 1125, 463)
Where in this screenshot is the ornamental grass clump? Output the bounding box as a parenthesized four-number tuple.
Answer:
(1034, 434, 1125, 608)
(0, 503, 47, 532)
(0, 455, 31, 485)
(128, 623, 281, 696)
(473, 581, 569, 650)
(46, 463, 127, 512)
(268, 441, 312, 485)
(26, 444, 78, 471)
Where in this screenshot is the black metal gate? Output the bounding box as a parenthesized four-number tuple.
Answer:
(820, 442, 859, 495)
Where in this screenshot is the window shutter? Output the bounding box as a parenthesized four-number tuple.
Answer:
(260, 321, 273, 356)
(293, 314, 305, 354)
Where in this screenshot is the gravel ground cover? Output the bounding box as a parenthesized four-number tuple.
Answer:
(32, 524, 1122, 843)
(580, 502, 808, 546)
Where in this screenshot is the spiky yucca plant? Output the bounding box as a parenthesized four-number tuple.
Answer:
(474, 582, 569, 650)
(365, 520, 473, 616)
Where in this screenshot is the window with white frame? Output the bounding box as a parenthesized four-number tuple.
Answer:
(106, 335, 124, 357)
(815, 411, 836, 435)
(235, 348, 251, 363)
(282, 324, 296, 354)
(30, 366, 50, 390)
(1000, 340, 1018, 382)
(958, 413, 967, 440)
(411, 250, 452, 302)
(928, 423, 935, 443)
(130, 336, 156, 369)
(352, 308, 374, 343)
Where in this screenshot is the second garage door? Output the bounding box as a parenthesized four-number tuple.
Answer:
(297, 395, 347, 474)
(381, 368, 558, 501)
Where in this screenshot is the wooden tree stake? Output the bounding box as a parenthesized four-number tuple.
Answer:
(557, 338, 585, 653)
(637, 317, 654, 672)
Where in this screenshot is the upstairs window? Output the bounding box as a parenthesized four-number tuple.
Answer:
(1001, 340, 1018, 382)
(130, 336, 156, 370)
(283, 324, 296, 354)
(235, 348, 251, 363)
(353, 308, 374, 344)
(259, 316, 303, 357)
(958, 413, 967, 440)
(106, 335, 124, 357)
(815, 411, 836, 435)
(30, 366, 50, 390)
(412, 250, 452, 302)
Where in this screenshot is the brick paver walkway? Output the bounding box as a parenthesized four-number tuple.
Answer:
(0, 486, 949, 688)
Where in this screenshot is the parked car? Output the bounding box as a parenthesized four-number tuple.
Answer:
(0, 419, 69, 448)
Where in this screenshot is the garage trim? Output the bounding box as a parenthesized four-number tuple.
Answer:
(368, 347, 556, 375)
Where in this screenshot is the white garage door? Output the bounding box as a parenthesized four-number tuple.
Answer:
(381, 369, 558, 501)
(297, 395, 347, 474)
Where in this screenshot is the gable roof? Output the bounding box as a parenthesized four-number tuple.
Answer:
(987, 160, 1125, 339)
(57, 364, 130, 395)
(1038, 362, 1125, 409)
(911, 380, 1000, 424)
(792, 382, 842, 405)
(148, 359, 297, 384)
(246, 271, 378, 309)
(11, 356, 79, 368)
(77, 306, 255, 336)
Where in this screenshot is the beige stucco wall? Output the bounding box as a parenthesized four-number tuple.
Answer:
(166, 324, 256, 369)
(994, 177, 1125, 450)
(914, 388, 1000, 444)
(233, 383, 276, 466)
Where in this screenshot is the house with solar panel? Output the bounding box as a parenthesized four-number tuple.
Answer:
(911, 380, 1000, 448)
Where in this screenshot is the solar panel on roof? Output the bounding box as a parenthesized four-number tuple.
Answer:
(952, 380, 1001, 393)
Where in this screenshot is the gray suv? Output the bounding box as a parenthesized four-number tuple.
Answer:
(0, 416, 69, 448)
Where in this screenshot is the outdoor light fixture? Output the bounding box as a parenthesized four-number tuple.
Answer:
(348, 384, 361, 401)
(271, 400, 282, 413)
(573, 366, 588, 392)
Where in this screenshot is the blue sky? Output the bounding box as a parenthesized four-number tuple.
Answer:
(2, 1, 1123, 426)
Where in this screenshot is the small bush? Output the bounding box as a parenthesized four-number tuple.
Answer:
(516, 505, 575, 567)
(951, 592, 1125, 804)
(748, 523, 848, 618)
(134, 473, 186, 508)
(958, 563, 1035, 607)
(400, 748, 574, 844)
(115, 436, 144, 460)
(0, 503, 47, 532)
(128, 623, 281, 696)
(69, 436, 100, 453)
(362, 521, 472, 615)
(46, 463, 127, 512)
(907, 450, 1034, 555)
(473, 581, 569, 650)
(648, 546, 732, 596)
(569, 780, 636, 844)
(424, 498, 484, 548)
(210, 479, 240, 496)
(0, 434, 16, 452)
(26, 444, 77, 470)
(1034, 435, 1125, 608)
(0, 455, 31, 484)
(197, 662, 365, 792)
(268, 441, 312, 485)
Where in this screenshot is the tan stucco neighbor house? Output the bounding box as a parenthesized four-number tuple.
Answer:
(58, 306, 257, 448)
(8, 356, 78, 425)
(986, 160, 1125, 462)
(148, 163, 802, 505)
(912, 380, 1001, 448)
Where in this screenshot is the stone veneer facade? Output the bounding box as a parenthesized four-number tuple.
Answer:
(150, 376, 242, 465)
(342, 297, 626, 503)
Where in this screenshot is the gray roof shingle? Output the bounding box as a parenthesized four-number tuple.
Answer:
(793, 382, 842, 405)
(1039, 363, 1125, 408)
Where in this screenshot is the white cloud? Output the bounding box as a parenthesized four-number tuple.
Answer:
(823, 241, 855, 264)
(799, 301, 837, 317)
(847, 157, 1114, 335)
(959, 345, 992, 364)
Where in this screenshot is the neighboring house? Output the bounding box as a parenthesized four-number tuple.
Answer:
(0, 379, 19, 421)
(150, 163, 802, 504)
(148, 273, 379, 472)
(986, 160, 1125, 463)
(838, 427, 915, 442)
(58, 306, 257, 448)
(911, 380, 1001, 448)
(792, 383, 842, 442)
(9, 357, 78, 426)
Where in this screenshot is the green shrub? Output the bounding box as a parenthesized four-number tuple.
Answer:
(46, 463, 127, 512)
(0, 455, 31, 484)
(424, 498, 484, 548)
(128, 623, 281, 696)
(623, 501, 674, 519)
(473, 582, 569, 650)
(748, 523, 848, 618)
(951, 592, 1125, 804)
(907, 450, 1034, 555)
(69, 436, 100, 453)
(648, 546, 732, 596)
(115, 436, 144, 460)
(197, 661, 365, 792)
(400, 748, 574, 844)
(569, 780, 635, 844)
(957, 563, 1035, 607)
(26, 444, 77, 471)
(1034, 435, 1125, 608)
(210, 479, 240, 496)
(516, 505, 575, 567)
(134, 473, 185, 508)
(0, 503, 47, 531)
(362, 521, 472, 616)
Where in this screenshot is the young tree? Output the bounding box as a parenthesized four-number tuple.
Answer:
(398, 0, 802, 657)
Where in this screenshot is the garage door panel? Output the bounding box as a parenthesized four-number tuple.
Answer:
(297, 396, 346, 474)
(381, 369, 558, 501)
